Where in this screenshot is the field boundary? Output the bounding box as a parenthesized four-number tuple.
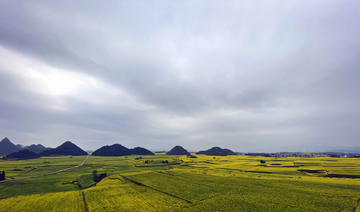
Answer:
(122, 175, 192, 204)
(0, 155, 89, 183)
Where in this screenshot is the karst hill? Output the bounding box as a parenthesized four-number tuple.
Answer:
(92, 144, 154, 156)
(0, 137, 22, 156)
(197, 147, 236, 156)
(166, 145, 190, 155)
(4, 149, 40, 160)
(40, 141, 88, 156)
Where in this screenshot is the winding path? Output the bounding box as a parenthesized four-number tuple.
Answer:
(0, 155, 89, 183)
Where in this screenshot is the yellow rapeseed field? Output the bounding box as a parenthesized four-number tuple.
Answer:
(0, 191, 84, 212)
(1, 154, 360, 211)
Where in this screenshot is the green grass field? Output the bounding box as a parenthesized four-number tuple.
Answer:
(1, 154, 360, 211)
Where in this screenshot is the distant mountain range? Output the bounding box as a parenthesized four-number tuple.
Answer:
(92, 144, 154, 156)
(197, 147, 236, 156)
(24, 144, 49, 154)
(2, 136, 360, 159)
(0, 137, 52, 156)
(166, 146, 190, 155)
(2, 141, 88, 159)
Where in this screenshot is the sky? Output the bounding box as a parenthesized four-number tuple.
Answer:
(0, 1, 359, 152)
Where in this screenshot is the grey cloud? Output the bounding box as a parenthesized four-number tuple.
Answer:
(0, 1, 359, 151)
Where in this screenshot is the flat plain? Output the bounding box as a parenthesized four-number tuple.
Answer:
(1, 154, 360, 211)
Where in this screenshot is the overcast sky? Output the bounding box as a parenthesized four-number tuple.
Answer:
(0, 1, 359, 152)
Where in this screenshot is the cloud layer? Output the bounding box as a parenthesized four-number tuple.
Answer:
(0, 1, 359, 152)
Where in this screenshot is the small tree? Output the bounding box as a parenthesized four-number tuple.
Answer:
(0, 171, 5, 181)
(260, 160, 266, 164)
(93, 169, 107, 182)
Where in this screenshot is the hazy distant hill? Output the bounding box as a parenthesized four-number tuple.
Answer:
(197, 147, 236, 156)
(40, 141, 87, 156)
(324, 146, 360, 153)
(24, 144, 47, 154)
(92, 144, 154, 156)
(4, 149, 40, 160)
(0, 137, 22, 156)
(166, 146, 190, 155)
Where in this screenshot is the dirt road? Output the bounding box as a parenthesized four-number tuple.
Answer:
(0, 155, 89, 183)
